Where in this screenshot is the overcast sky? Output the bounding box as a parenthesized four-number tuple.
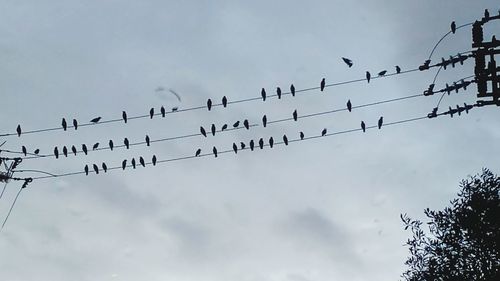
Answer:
(1, 1, 499, 281)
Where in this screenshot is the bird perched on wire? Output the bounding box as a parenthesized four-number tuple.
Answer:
(139, 157, 145, 167)
(71, 145, 77, 156)
(63, 146, 68, 157)
(243, 120, 250, 130)
(250, 140, 255, 151)
(233, 121, 240, 128)
(276, 87, 282, 99)
(321, 128, 327, 136)
(84, 165, 89, 175)
(195, 148, 201, 157)
(145, 135, 150, 146)
(61, 118, 67, 131)
(90, 117, 101, 124)
(222, 96, 228, 107)
(149, 108, 155, 119)
(207, 99, 212, 111)
(211, 124, 216, 136)
(16, 125, 22, 137)
(200, 126, 207, 137)
(109, 140, 114, 151)
(124, 138, 130, 149)
(378, 70, 387, 76)
(131, 158, 136, 169)
(232, 143, 238, 154)
(361, 121, 366, 132)
(34, 149, 40, 155)
(259, 138, 264, 149)
(347, 100, 352, 112)
(82, 144, 88, 155)
(22, 146, 27, 156)
(93, 164, 99, 174)
(342, 57, 353, 67)
(283, 135, 288, 145)
(221, 124, 228, 131)
(293, 110, 298, 121)
(261, 88, 267, 101)
(269, 137, 274, 148)
(240, 142, 246, 150)
(262, 115, 267, 127)
(102, 163, 108, 173)
(122, 159, 127, 170)
(451, 21, 456, 34)
(161, 106, 166, 117)
(320, 78, 326, 91)
(122, 111, 128, 123)
(300, 132, 305, 140)
(73, 119, 78, 130)
(152, 155, 157, 166)
(54, 147, 59, 159)
(378, 116, 383, 129)
(213, 146, 218, 158)
(395, 65, 401, 74)
(92, 142, 99, 150)
(290, 84, 296, 97)
(366, 71, 371, 83)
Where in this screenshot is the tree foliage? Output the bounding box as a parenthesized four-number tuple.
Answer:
(401, 168, 499, 281)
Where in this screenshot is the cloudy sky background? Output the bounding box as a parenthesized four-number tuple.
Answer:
(1, 1, 499, 280)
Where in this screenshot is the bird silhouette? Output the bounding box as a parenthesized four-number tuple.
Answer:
(300, 132, 305, 140)
(84, 165, 89, 175)
(347, 100, 352, 112)
(61, 118, 67, 131)
(122, 159, 127, 170)
(395, 65, 401, 74)
(233, 121, 240, 128)
(320, 78, 326, 91)
(34, 149, 40, 155)
(484, 9, 489, 19)
(207, 99, 212, 111)
(342, 57, 353, 67)
(22, 146, 27, 156)
(82, 144, 88, 155)
(145, 135, 150, 146)
(109, 140, 114, 151)
(90, 117, 101, 124)
(378, 70, 387, 76)
(290, 84, 295, 96)
(378, 116, 383, 129)
(293, 110, 298, 121)
(172, 106, 178, 112)
(149, 108, 154, 119)
(200, 126, 207, 137)
(283, 135, 288, 145)
(152, 155, 157, 166)
(250, 140, 255, 151)
(221, 124, 228, 131)
(233, 143, 238, 154)
(63, 146, 68, 157)
(93, 164, 99, 174)
(269, 137, 274, 148)
(139, 157, 145, 167)
(102, 163, 108, 173)
(321, 128, 327, 136)
(71, 145, 77, 156)
(124, 138, 130, 149)
(92, 142, 99, 150)
(131, 158, 136, 169)
(240, 142, 246, 149)
(122, 111, 128, 123)
(211, 124, 216, 136)
(276, 87, 282, 99)
(262, 115, 267, 127)
(161, 106, 166, 117)
(195, 148, 201, 157)
(366, 71, 371, 83)
(213, 146, 218, 158)
(222, 96, 228, 107)
(259, 138, 264, 149)
(261, 88, 266, 101)
(16, 125, 21, 137)
(54, 147, 59, 159)
(73, 119, 78, 130)
(361, 121, 366, 132)
(243, 119, 249, 130)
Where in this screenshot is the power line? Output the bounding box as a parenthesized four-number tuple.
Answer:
(428, 22, 474, 61)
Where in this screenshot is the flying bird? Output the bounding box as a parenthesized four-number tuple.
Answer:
(122, 111, 128, 123)
(262, 115, 267, 127)
(342, 57, 353, 67)
(233, 121, 240, 128)
(109, 140, 114, 151)
(200, 126, 207, 137)
(145, 135, 150, 146)
(221, 124, 228, 131)
(16, 125, 21, 137)
(102, 163, 108, 173)
(378, 70, 387, 76)
(61, 118, 67, 131)
(240, 142, 246, 149)
(261, 88, 266, 101)
(233, 143, 238, 154)
(213, 146, 218, 158)
(207, 99, 212, 111)
(122, 159, 127, 170)
(84, 165, 89, 176)
(22, 146, 27, 156)
(63, 146, 68, 157)
(259, 138, 264, 149)
(92, 142, 99, 150)
(366, 71, 371, 83)
(161, 106, 166, 117)
(34, 149, 40, 155)
(451, 21, 456, 34)
(124, 138, 130, 149)
(300, 132, 305, 140)
(93, 164, 99, 175)
(149, 108, 154, 119)
(139, 157, 145, 167)
(378, 116, 383, 129)
(321, 128, 327, 136)
(54, 147, 59, 159)
(90, 117, 101, 124)
(361, 121, 366, 132)
(283, 135, 288, 145)
(269, 137, 274, 148)
(250, 140, 255, 151)
(195, 148, 201, 157)
(293, 110, 298, 121)
(290, 84, 295, 96)
(211, 124, 216, 136)
(320, 78, 325, 91)
(131, 158, 136, 169)
(395, 65, 401, 74)
(222, 96, 228, 107)
(82, 144, 88, 155)
(152, 155, 157, 166)
(347, 100, 352, 112)
(276, 87, 282, 99)
(243, 119, 249, 130)
(71, 145, 77, 156)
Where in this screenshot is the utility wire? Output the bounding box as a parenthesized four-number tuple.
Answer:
(427, 22, 474, 61)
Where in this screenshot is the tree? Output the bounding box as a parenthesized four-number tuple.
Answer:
(401, 168, 499, 281)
